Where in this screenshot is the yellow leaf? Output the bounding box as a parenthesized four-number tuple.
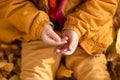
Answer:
(0, 62, 13, 73)
(116, 28, 120, 55)
(4, 63, 13, 72)
(56, 64, 73, 78)
(0, 62, 7, 68)
(9, 75, 20, 80)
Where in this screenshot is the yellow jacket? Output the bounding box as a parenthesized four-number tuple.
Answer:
(0, 0, 119, 55)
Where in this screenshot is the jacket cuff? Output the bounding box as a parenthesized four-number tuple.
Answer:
(79, 38, 107, 56)
(63, 21, 83, 39)
(30, 11, 53, 40)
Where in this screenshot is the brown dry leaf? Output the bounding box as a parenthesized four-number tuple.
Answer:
(0, 62, 13, 73)
(56, 64, 73, 78)
(116, 28, 120, 55)
(4, 63, 13, 73)
(0, 44, 18, 50)
(0, 73, 3, 79)
(107, 42, 118, 62)
(0, 77, 7, 80)
(9, 75, 20, 80)
(8, 53, 14, 63)
(0, 62, 7, 68)
(0, 51, 5, 62)
(0, 62, 13, 79)
(17, 58, 21, 67)
(106, 42, 120, 80)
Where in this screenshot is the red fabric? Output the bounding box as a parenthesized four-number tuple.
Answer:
(48, 0, 58, 20)
(56, 0, 66, 26)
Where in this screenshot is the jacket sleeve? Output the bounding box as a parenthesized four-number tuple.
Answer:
(63, 0, 119, 39)
(0, 0, 51, 40)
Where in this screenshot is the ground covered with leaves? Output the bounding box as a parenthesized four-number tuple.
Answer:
(0, 41, 120, 80)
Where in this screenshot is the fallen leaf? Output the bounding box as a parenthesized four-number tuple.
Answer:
(56, 64, 73, 78)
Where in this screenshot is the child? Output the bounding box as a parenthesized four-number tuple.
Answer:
(0, 0, 119, 80)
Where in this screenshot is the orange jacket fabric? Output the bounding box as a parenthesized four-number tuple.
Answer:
(0, 0, 119, 55)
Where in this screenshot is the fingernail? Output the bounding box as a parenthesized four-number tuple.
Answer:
(56, 49, 61, 53)
(64, 40, 67, 43)
(64, 49, 67, 52)
(65, 37, 69, 40)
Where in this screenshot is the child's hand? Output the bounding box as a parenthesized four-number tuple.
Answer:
(55, 30, 79, 55)
(41, 25, 67, 45)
